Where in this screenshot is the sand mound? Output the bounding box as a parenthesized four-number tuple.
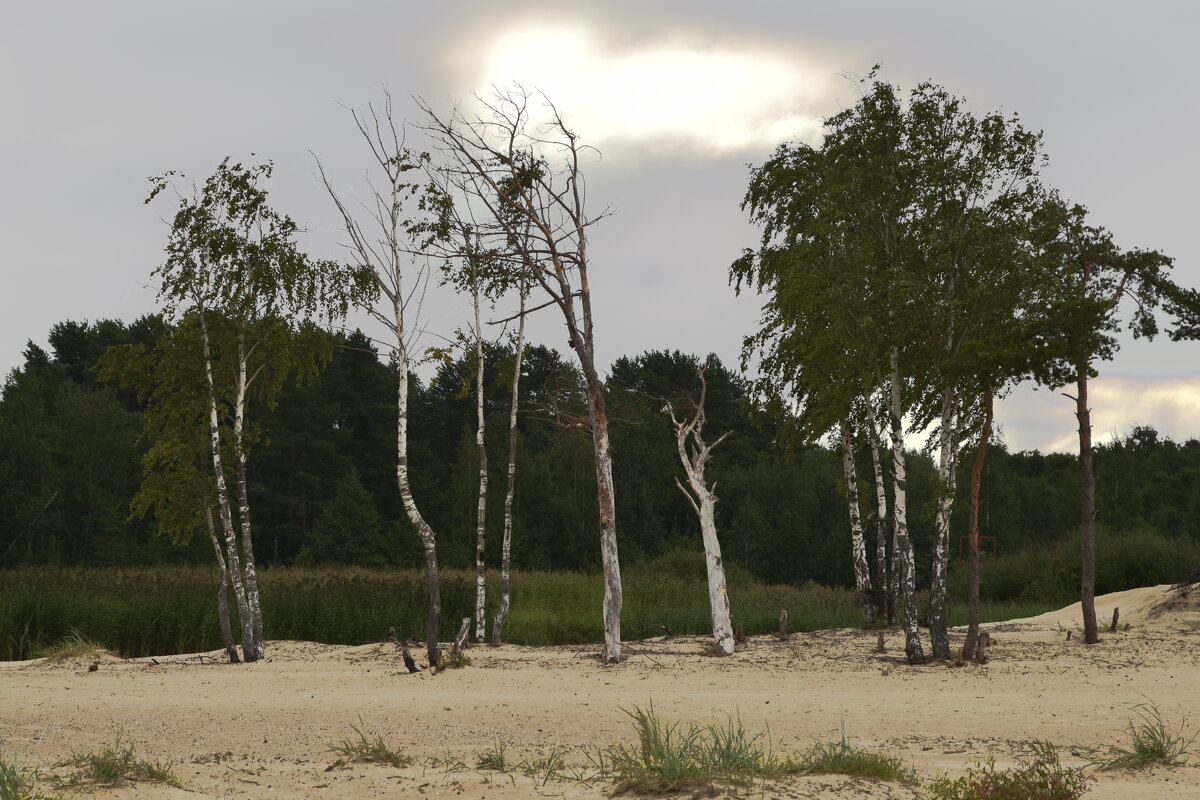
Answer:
(1006, 584, 1200, 631)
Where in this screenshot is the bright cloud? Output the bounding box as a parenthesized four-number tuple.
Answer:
(461, 23, 834, 157)
(999, 376, 1200, 454)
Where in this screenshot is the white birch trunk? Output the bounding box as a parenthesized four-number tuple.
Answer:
(199, 311, 254, 662)
(865, 406, 892, 623)
(928, 384, 957, 660)
(232, 334, 264, 660)
(491, 286, 525, 647)
(394, 295, 442, 668)
(205, 505, 239, 664)
(669, 380, 735, 657)
(888, 347, 925, 664)
(839, 418, 874, 623)
(472, 268, 488, 643)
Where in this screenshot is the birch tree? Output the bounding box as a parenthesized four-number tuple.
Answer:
(733, 74, 928, 663)
(315, 97, 446, 668)
(667, 372, 735, 656)
(418, 87, 624, 662)
(145, 159, 354, 662)
(904, 83, 1046, 660)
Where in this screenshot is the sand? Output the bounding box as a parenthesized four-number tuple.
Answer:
(3, 584, 1199, 799)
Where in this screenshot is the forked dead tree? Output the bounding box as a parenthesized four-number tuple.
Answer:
(667, 372, 735, 657)
(419, 87, 624, 662)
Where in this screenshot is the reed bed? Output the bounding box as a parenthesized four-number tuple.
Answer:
(0, 565, 1056, 660)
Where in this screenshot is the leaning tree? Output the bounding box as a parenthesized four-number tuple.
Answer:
(418, 87, 625, 662)
(142, 158, 356, 661)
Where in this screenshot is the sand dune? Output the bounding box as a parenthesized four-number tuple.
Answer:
(2, 584, 1198, 799)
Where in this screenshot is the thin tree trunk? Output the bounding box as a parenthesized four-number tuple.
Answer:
(206, 506, 239, 664)
(233, 334, 264, 660)
(865, 406, 892, 623)
(199, 312, 254, 662)
(1077, 367, 1099, 644)
(839, 418, 874, 623)
(590, 390, 622, 664)
(472, 267, 488, 643)
(928, 385, 957, 660)
(395, 297, 441, 667)
(492, 286, 526, 647)
(962, 390, 993, 660)
(888, 347, 925, 664)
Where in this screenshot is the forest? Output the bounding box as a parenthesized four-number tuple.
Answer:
(3, 75, 1200, 666)
(2, 317, 1198, 587)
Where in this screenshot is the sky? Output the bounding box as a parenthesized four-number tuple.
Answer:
(2, 1, 1197, 453)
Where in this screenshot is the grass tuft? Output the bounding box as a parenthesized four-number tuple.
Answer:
(1077, 702, 1196, 770)
(475, 741, 508, 771)
(31, 628, 105, 662)
(56, 732, 179, 788)
(1, 732, 51, 800)
(328, 719, 412, 769)
(927, 740, 1091, 800)
(605, 705, 790, 793)
(794, 720, 913, 781)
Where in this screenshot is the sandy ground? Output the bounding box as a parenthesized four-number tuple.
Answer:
(3, 585, 1199, 799)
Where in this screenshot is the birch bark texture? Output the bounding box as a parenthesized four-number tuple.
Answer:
(864, 404, 894, 623)
(492, 279, 527, 646)
(418, 88, 624, 663)
(471, 258, 489, 643)
(667, 373, 735, 657)
(838, 417, 874, 623)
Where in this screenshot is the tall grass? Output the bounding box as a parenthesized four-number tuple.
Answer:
(0, 556, 1064, 660)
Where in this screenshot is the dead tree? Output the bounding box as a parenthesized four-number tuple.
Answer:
(667, 371, 735, 657)
(419, 87, 624, 662)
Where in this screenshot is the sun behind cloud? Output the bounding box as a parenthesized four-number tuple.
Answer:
(459, 21, 835, 158)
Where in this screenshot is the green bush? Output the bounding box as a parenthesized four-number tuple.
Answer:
(927, 741, 1091, 800)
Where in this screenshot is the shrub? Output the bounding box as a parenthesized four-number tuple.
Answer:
(926, 741, 1091, 800)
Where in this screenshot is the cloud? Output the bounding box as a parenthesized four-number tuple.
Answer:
(456, 21, 834, 159)
(998, 375, 1200, 454)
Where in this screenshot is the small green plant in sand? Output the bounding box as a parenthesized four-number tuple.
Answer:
(436, 645, 472, 670)
(475, 741, 508, 771)
(794, 720, 913, 782)
(425, 752, 466, 773)
(1, 732, 52, 800)
(56, 732, 178, 788)
(328, 719, 412, 769)
(604, 705, 792, 793)
(1077, 702, 1196, 770)
(31, 628, 105, 663)
(514, 748, 570, 785)
(927, 740, 1091, 800)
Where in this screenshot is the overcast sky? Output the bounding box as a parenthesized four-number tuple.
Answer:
(3, 1, 1197, 453)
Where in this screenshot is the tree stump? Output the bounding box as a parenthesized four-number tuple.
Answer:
(452, 617, 470, 655)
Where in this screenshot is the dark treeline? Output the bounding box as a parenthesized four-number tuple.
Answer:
(3, 317, 1199, 589)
